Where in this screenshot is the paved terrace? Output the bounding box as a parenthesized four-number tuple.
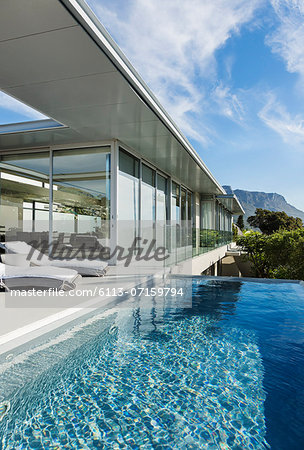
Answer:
(0, 263, 168, 356)
(0, 242, 234, 356)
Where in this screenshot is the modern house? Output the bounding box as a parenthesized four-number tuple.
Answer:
(0, 0, 244, 275)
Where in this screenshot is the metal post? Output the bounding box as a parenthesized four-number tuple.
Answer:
(48, 149, 53, 254)
(110, 140, 118, 264)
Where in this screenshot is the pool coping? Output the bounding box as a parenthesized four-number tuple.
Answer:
(170, 274, 304, 286)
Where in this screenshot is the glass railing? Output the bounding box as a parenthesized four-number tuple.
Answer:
(192, 228, 233, 257)
(163, 225, 233, 266)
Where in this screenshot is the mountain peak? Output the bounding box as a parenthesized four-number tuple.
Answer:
(222, 187, 304, 224)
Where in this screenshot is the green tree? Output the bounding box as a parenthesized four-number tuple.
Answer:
(237, 229, 304, 280)
(236, 215, 244, 230)
(247, 208, 303, 234)
(232, 224, 238, 241)
(237, 232, 270, 278)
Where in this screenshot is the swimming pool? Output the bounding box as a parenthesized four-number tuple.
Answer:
(0, 277, 303, 449)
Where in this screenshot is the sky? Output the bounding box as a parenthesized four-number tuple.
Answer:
(1, 0, 304, 210)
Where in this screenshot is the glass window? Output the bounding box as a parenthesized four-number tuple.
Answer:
(187, 191, 192, 223)
(171, 182, 181, 252)
(171, 182, 180, 222)
(220, 206, 225, 231)
(119, 149, 139, 178)
(201, 200, 213, 229)
(181, 188, 187, 221)
(142, 164, 155, 187)
(52, 147, 111, 241)
(227, 212, 232, 231)
(141, 164, 155, 222)
(118, 149, 139, 221)
(180, 188, 187, 248)
(156, 174, 167, 222)
(0, 152, 49, 242)
(118, 149, 139, 246)
(215, 201, 219, 230)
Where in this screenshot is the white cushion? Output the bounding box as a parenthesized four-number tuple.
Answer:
(1, 253, 31, 267)
(4, 241, 33, 254)
(3, 242, 108, 276)
(0, 263, 5, 277)
(1, 263, 78, 282)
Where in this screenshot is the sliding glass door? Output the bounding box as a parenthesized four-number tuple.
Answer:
(156, 174, 168, 251)
(118, 149, 139, 249)
(156, 175, 167, 222)
(0, 147, 111, 254)
(141, 164, 156, 248)
(52, 146, 111, 249)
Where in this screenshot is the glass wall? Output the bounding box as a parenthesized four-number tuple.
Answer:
(181, 188, 187, 222)
(219, 205, 227, 231)
(141, 164, 156, 247)
(187, 191, 192, 225)
(117, 149, 197, 265)
(1, 145, 233, 264)
(181, 188, 187, 248)
(186, 191, 193, 258)
(171, 182, 180, 253)
(225, 210, 232, 231)
(141, 164, 155, 222)
(156, 174, 167, 222)
(156, 174, 168, 251)
(201, 200, 214, 229)
(0, 147, 111, 252)
(118, 149, 140, 248)
(228, 211, 232, 231)
(52, 147, 111, 247)
(0, 152, 50, 243)
(171, 182, 180, 222)
(215, 201, 220, 230)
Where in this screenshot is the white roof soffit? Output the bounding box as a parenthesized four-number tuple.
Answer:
(216, 195, 245, 215)
(0, 0, 225, 195)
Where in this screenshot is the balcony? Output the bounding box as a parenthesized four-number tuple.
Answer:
(192, 229, 233, 257)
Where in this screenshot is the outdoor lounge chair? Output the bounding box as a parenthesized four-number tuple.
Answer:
(1, 241, 108, 277)
(0, 263, 81, 291)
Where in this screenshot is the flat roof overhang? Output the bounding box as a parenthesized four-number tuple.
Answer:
(216, 195, 245, 215)
(0, 0, 225, 195)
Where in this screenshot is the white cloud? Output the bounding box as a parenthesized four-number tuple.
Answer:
(258, 93, 304, 144)
(267, 0, 304, 77)
(0, 91, 46, 121)
(87, 0, 261, 143)
(212, 83, 245, 122)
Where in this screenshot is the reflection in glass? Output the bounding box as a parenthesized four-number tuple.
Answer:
(52, 147, 111, 244)
(201, 200, 213, 229)
(171, 182, 180, 222)
(156, 175, 167, 222)
(156, 174, 167, 252)
(171, 182, 180, 254)
(186, 191, 193, 254)
(141, 164, 156, 251)
(141, 164, 155, 222)
(181, 188, 187, 247)
(0, 152, 49, 242)
(118, 149, 139, 247)
(187, 191, 192, 224)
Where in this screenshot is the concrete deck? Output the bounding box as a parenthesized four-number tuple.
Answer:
(0, 264, 168, 356)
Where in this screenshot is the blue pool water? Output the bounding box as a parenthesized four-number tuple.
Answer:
(0, 277, 304, 449)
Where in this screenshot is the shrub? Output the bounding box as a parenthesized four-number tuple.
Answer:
(237, 229, 304, 280)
